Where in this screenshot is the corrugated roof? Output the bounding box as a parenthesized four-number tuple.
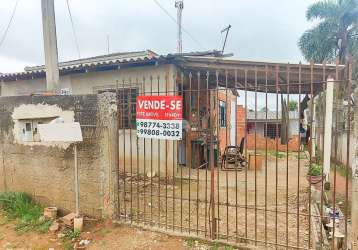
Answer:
(24, 50, 158, 72)
(247, 110, 299, 120)
(1, 50, 159, 79)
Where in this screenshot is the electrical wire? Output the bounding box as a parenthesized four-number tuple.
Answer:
(66, 0, 81, 59)
(0, 0, 20, 50)
(152, 0, 206, 50)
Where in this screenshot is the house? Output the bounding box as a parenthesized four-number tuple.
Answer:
(0, 51, 339, 172)
(245, 109, 300, 151)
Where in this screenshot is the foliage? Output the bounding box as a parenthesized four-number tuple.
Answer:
(64, 228, 81, 240)
(0, 192, 52, 233)
(288, 100, 298, 111)
(298, 0, 358, 63)
(308, 163, 322, 176)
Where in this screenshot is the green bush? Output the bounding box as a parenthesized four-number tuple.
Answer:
(0, 192, 52, 233)
(308, 164, 322, 176)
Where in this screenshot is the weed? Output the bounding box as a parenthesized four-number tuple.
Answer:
(211, 241, 221, 250)
(267, 150, 286, 159)
(185, 237, 196, 247)
(63, 241, 73, 250)
(64, 228, 81, 241)
(0, 192, 52, 233)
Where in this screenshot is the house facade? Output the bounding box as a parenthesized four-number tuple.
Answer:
(0, 51, 337, 172)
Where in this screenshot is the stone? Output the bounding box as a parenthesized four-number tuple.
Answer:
(61, 213, 76, 226)
(49, 222, 59, 233)
(57, 233, 66, 239)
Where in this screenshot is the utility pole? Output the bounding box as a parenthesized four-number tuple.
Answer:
(175, 0, 183, 54)
(41, 0, 60, 93)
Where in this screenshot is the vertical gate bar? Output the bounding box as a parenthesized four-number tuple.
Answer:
(286, 64, 290, 247)
(180, 72, 184, 232)
(275, 65, 279, 248)
(216, 70, 220, 238)
(116, 80, 121, 219)
(150, 76, 153, 225)
(196, 71, 201, 236)
(344, 60, 352, 249)
(157, 76, 161, 227)
(320, 62, 327, 249)
(210, 81, 216, 239)
(142, 77, 147, 223)
(165, 74, 168, 230)
(129, 78, 133, 224)
(225, 69, 229, 240)
(297, 64, 302, 248)
(264, 65, 268, 246)
(235, 69, 239, 243)
(136, 78, 140, 222)
(173, 73, 177, 232)
(254, 66, 258, 245)
(244, 69, 248, 240)
(332, 59, 340, 249)
(204, 72, 209, 238)
(189, 72, 192, 234)
(122, 79, 127, 221)
(308, 62, 314, 249)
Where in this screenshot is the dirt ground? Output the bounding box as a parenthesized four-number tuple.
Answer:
(119, 151, 312, 249)
(0, 215, 208, 250)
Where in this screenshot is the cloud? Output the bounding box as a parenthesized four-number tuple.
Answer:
(0, 0, 316, 73)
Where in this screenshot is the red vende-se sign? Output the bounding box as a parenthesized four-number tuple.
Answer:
(136, 96, 182, 120)
(136, 96, 183, 140)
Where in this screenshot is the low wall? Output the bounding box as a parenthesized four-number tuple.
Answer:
(0, 94, 118, 218)
(246, 133, 300, 152)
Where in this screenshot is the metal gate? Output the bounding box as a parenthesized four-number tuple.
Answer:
(116, 60, 354, 249)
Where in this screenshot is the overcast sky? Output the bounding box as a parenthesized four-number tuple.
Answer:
(0, 0, 317, 73)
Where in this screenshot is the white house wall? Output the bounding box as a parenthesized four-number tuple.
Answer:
(1, 64, 176, 96)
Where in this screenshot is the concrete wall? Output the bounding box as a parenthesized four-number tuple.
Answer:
(0, 94, 118, 218)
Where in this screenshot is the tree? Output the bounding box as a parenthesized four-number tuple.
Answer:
(298, 0, 358, 64)
(288, 100, 298, 111)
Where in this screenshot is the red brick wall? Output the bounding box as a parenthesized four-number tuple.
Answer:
(246, 133, 300, 151)
(235, 105, 299, 152)
(236, 105, 246, 145)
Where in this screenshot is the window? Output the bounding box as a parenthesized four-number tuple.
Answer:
(118, 88, 138, 129)
(264, 123, 281, 139)
(219, 101, 226, 128)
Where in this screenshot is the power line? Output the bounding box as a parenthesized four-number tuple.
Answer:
(152, 0, 205, 51)
(0, 0, 20, 50)
(66, 0, 81, 59)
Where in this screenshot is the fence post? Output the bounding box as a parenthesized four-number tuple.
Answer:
(98, 92, 119, 219)
(323, 76, 334, 180)
(352, 88, 358, 250)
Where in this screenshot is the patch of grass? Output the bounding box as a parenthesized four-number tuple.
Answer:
(64, 228, 81, 241)
(184, 237, 196, 247)
(267, 150, 286, 159)
(211, 241, 221, 250)
(0, 192, 52, 233)
(63, 241, 73, 250)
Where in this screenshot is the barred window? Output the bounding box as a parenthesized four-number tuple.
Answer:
(264, 123, 281, 139)
(118, 88, 138, 129)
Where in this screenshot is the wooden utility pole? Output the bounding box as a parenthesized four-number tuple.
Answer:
(41, 0, 60, 93)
